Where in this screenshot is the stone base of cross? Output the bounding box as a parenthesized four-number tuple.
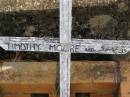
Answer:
(0, 0, 129, 97)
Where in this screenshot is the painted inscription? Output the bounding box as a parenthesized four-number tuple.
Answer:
(5, 43, 41, 51)
(2, 42, 128, 54)
(49, 44, 80, 52)
(85, 47, 95, 52)
(101, 45, 127, 54)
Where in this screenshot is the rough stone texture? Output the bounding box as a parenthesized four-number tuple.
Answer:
(0, 62, 57, 84)
(0, 61, 116, 84)
(120, 61, 130, 97)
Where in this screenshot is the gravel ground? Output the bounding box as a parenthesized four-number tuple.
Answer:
(0, 0, 119, 12)
(0, 0, 58, 11)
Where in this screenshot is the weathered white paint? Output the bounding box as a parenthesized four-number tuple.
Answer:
(60, 0, 72, 97)
(0, 37, 130, 54)
(60, 52, 71, 97)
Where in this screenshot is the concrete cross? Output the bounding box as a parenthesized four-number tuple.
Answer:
(0, 0, 129, 97)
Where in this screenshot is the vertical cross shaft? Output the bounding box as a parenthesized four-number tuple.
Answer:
(60, 0, 72, 97)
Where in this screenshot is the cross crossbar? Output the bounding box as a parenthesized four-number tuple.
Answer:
(0, 37, 130, 54)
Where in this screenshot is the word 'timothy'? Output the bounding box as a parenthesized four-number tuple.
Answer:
(5, 43, 41, 51)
